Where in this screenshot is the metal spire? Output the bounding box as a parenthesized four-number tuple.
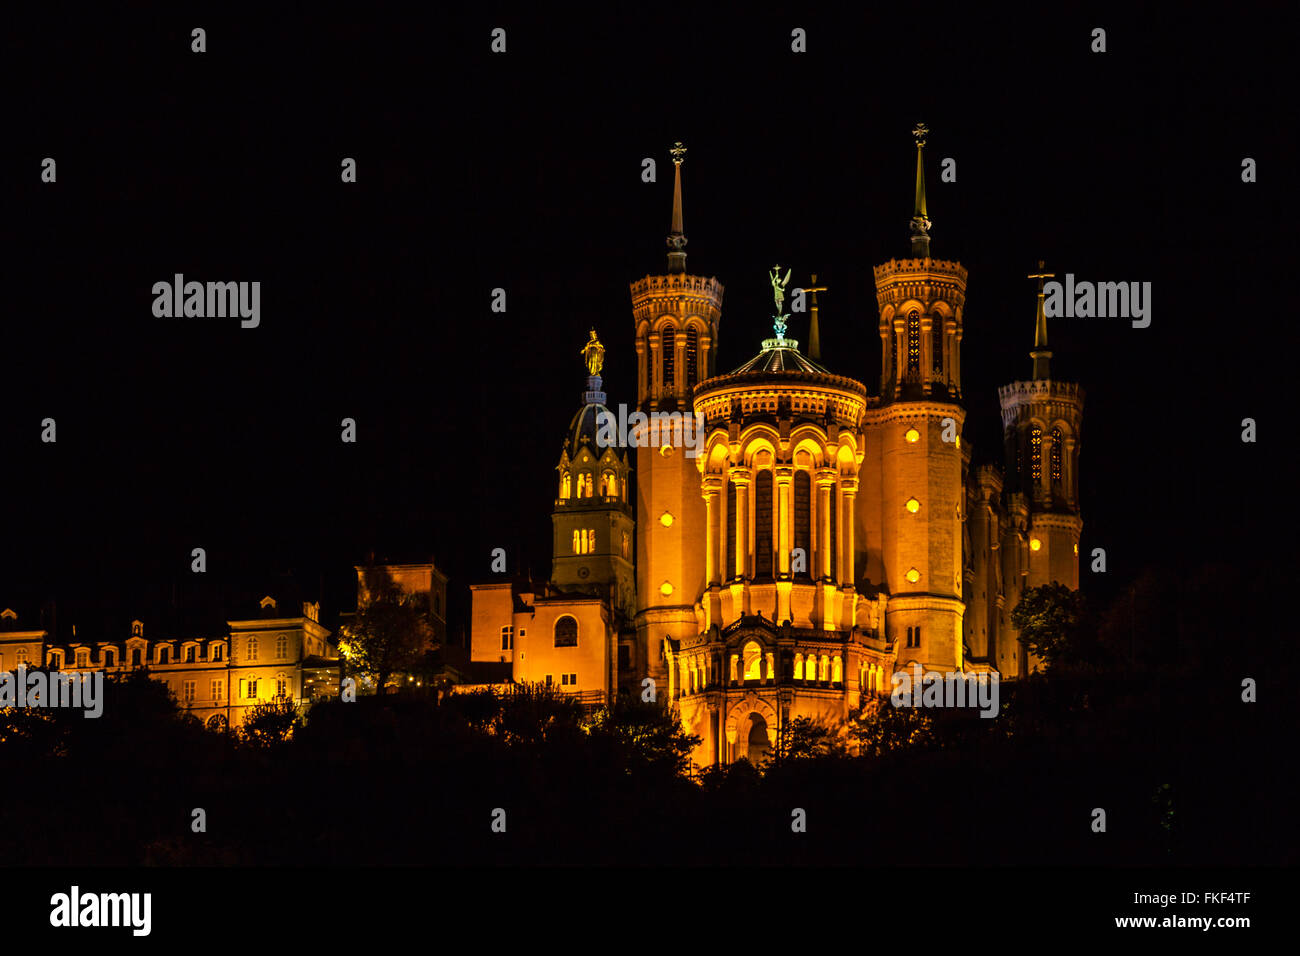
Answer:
(1028, 260, 1055, 380)
(909, 123, 932, 258)
(667, 142, 688, 273)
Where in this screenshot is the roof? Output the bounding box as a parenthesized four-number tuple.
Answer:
(729, 337, 831, 375)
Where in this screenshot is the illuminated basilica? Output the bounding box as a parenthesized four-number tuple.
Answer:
(476, 128, 1086, 767)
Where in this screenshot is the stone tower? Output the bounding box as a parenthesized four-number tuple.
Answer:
(629, 143, 724, 689)
(551, 330, 635, 623)
(862, 125, 968, 673)
(997, 263, 1084, 674)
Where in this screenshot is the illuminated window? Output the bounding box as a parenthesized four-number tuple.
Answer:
(572, 529, 581, 554)
(1030, 426, 1042, 482)
(275, 634, 287, 659)
(560, 472, 571, 498)
(587, 529, 596, 553)
(686, 327, 699, 385)
(660, 581, 673, 596)
(1030, 538, 1042, 552)
(906, 568, 920, 584)
(207, 714, 227, 732)
(905, 428, 920, 443)
(500, 625, 513, 651)
(183, 680, 196, 703)
(246, 678, 259, 699)
(76, 649, 89, 668)
(1074, 543, 1079, 555)
(581, 473, 593, 498)
(554, 616, 578, 648)
(247, 637, 258, 662)
(755, 470, 773, 579)
(832, 655, 842, 683)
(603, 473, 617, 497)
(211, 679, 223, 701)
(743, 641, 762, 680)
(906, 310, 920, 374)
(1050, 426, 1063, 484)
(794, 653, 804, 680)
(275, 677, 288, 698)
(662, 328, 675, 387)
(905, 497, 920, 513)
(820, 655, 830, 682)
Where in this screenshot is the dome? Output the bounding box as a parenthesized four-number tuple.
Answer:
(729, 336, 830, 375)
(565, 401, 614, 460)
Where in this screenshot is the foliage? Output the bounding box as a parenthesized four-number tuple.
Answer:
(339, 567, 436, 694)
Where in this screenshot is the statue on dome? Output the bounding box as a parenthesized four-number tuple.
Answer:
(581, 329, 605, 377)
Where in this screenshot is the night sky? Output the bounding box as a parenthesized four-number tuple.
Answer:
(4, 7, 1294, 643)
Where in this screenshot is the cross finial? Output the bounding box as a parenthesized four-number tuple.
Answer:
(670, 142, 687, 165)
(912, 123, 929, 148)
(1028, 259, 1055, 293)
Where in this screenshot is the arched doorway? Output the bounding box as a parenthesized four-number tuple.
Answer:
(746, 714, 771, 766)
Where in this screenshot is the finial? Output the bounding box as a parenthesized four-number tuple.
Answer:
(1028, 260, 1055, 380)
(581, 328, 605, 378)
(667, 142, 688, 273)
(769, 264, 792, 339)
(805, 273, 827, 361)
(909, 124, 931, 257)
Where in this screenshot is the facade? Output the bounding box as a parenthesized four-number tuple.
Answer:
(467, 129, 1085, 768)
(0, 598, 340, 731)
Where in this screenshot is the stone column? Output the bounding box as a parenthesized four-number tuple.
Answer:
(702, 475, 722, 586)
(730, 466, 752, 580)
(841, 476, 859, 587)
(816, 468, 835, 581)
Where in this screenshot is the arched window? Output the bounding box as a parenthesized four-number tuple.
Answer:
(247, 637, 258, 662)
(686, 327, 699, 385)
(793, 653, 804, 680)
(820, 654, 830, 682)
(206, 714, 227, 733)
(572, 529, 581, 554)
(185, 645, 196, 663)
(104, 648, 115, 667)
(662, 328, 675, 388)
(832, 655, 842, 683)
(49, 650, 63, 668)
(742, 641, 762, 680)
(554, 616, 578, 648)
(906, 310, 921, 375)
(603, 473, 616, 497)
(560, 472, 571, 498)
(158, 647, 169, 665)
(212, 643, 224, 662)
(793, 470, 811, 578)
(932, 319, 944, 372)
(1050, 426, 1063, 485)
(1030, 425, 1043, 482)
(725, 481, 737, 579)
(755, 471, 773, 579)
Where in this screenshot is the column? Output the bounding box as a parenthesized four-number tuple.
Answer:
(816, 468, 835, 581)
(775, 465, 793, 575)
(841, 476, 858, 587)
(703, 476, 722, 586)
(648, 332, 661, 407)
(730, 466, 752, 580)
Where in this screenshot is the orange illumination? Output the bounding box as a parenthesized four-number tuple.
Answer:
(905, 568, 920, 583)
(660, 444, 674, 457)
(660, 581, 673, 596)
(1030, 538, 1042, 551)
(905, 497, 920, 513)
(905, 428, 920, 443)
(660, 511, 674, 527)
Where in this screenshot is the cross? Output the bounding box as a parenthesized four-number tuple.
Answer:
(670, 142, 687, 165)
(1028, 259, 1055, 294)
(804, 272, 828, 296)
(912, 123, 929, 148)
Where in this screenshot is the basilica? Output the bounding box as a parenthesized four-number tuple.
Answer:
(478, 127, 1086, 768)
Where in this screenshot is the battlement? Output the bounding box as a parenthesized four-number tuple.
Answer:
(629, 273, 724, 303)
(873, 257, 968, 286)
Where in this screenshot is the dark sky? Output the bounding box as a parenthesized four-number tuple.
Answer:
(3, 6, 1294, 641)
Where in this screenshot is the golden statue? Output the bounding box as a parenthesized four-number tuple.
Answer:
(581, 329, 605, 376)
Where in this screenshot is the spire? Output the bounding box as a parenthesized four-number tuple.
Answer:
(805, 273, 827, 361)
(666, 142, 688, 273)
(1028, 260, 1055, 380)
(909, 123, 932, 258)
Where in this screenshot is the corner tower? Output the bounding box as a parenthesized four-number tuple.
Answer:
(629, 143, 724, 688)
(863, 124, 968, 674)
(997, 263, 1084, 673)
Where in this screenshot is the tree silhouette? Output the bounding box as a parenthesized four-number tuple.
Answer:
(339, 567, 436, 695)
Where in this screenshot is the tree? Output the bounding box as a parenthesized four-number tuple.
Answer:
(848, 701, 942, 758)
(241, 697, 302, 747)
(587, 695, 701, 777)
(339, 567, 436, 695)
(773, 714, 847, 765)
(1010, 582, 1098, 673)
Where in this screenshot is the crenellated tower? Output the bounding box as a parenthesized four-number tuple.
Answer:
(996, 263, 1084, 674)
(861, 124, 967, 674)
(629, 143, 725, 688)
